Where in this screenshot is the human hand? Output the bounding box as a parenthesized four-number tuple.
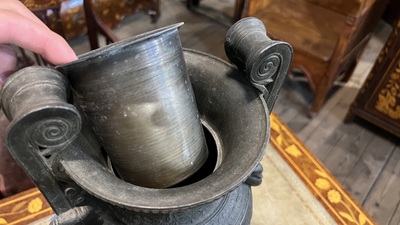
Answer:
(0, 0, 78, 79)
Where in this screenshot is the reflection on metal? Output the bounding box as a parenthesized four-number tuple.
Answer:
(0, 18, 292, 224)
(60, 23, 208, 189)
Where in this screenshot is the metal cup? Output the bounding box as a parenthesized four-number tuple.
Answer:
(59, 23, 208, 188)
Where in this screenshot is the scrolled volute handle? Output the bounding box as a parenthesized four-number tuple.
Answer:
(0, 66, 82, 214)
(225, 17, 293, 111)
(0, 66, 81, 148)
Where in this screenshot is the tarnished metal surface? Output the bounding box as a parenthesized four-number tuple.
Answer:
(59, 23, 208, 189)
(0, 67, 82, 214)
(225, 17, 293, 110)
(59, 48, 270, 212)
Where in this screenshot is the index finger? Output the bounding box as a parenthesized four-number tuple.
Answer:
(0, 10, 77, 65)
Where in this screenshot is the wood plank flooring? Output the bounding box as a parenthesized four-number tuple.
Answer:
(68, 0, 400, 224)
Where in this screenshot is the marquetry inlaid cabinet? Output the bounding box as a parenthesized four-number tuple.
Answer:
(346, 18, 400, 137)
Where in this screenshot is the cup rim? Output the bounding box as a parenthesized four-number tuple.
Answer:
(59, 22, 184, 68)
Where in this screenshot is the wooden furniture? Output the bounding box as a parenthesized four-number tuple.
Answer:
(21, 0, 160, 41)
(18, 0, 159, 66)
(84, 0, 118, 50)
(382, 0, 400, 25)
(242, 0, 388, 116)
(83, 0, 160, 50)
(22, 0, 64, 36)
(187, 0, 245, 23)
(346, 18, 400, 137)
(87, 0, 160, 49)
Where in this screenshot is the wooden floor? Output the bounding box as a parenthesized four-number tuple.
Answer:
(69, 0, 400, 224)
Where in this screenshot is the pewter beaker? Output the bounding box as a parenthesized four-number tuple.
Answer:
(59, 23, 208, 188)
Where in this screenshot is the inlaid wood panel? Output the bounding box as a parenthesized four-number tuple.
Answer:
(347, 18, 400, 137)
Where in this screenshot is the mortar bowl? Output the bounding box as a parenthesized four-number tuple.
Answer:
(60, 49, 269, 212)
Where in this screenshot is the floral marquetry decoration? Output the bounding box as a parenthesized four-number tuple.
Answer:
(375, 65, 400, 119)
(327, 190, 342, 204)
(346, 17, 400, 137)
(27, 197, 44, 214)
(315, 178, 331, 190)
(270, 113, 376, 225)
(0, 189, 52, 225)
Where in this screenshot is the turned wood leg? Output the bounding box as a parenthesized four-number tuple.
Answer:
(150, 14, 159, 23)
(344, 103, 357, 123)
(309, 81, 331, 118)
(149, 0, 160, 23)
(83, 0, 100, 50)
(233, 0, 246, 22)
